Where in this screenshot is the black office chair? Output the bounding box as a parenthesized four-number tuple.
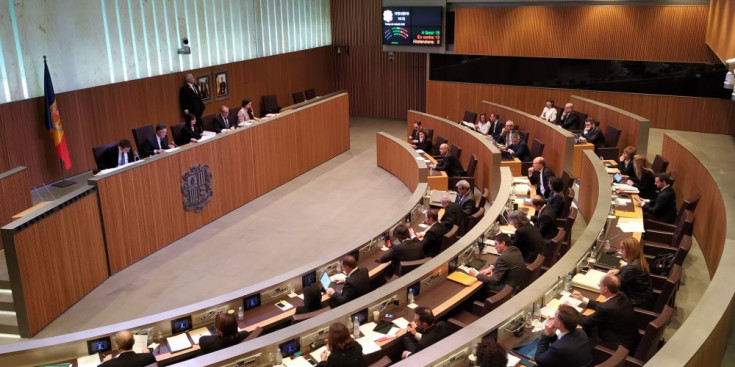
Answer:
(292, 91, 305, 104)
(201, 114, 216, 132)
(461, 111, 477, 124)
(131, 124, 155, 158)
(304, 88, 316, 100)
(92, 141, 119, 171)
(596, 125, 621, 160)
(170, 123, 186, 146)
(261, 94, 281, 115)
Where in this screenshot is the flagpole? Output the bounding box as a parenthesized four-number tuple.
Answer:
(51, 157, 74, 187)
(45, 55, 74, 188)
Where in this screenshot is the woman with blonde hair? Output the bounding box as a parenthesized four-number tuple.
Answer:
(609, 237, 655, 310)
(626, 155, 655, 199)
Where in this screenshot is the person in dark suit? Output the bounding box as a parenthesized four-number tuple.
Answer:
(441, 195, 467, 236)
(475, 339, 508, 367)
(408, 120, 422, 143)
(572, 275, 638, 352)
(317, 322, 366, 367)
(609, 237, 655, 310)
(497, 120, 515, 146)
(411, 129, 432, 152)
(505, 133, 531, 162)
(295, 284, 324, 315)
(489, 113, 504, 141)
(213, 105, 234, 133)
(508, 210, 546, 263)
(530, 195, 559, 239)
(142, 123, 175, 157)
(528, 157, 556, 199)
(99, 139, 134, 170)
(626, 155, 656, 199)
(534, 305, 594, 367)
(637, 173, 677, 224)
(431, 143, 463, 177)
(546, 177, 565, 218)
(455, 179, 476, 216)
(199, 313, 250, 354)
(327, 255, 370, 307)
(579, 118, 606, 149)
(378, 224, 424, 277)
(98, 330, 156, 367)
(180, 113, 202, 145)
(469, 234, 526, 294)
(401, 306, 448, 359)
(617, 146, 637, 177)
(559, 103, 581, 130)
(411, 209, 448, 258)
(179, 73, 205, 128)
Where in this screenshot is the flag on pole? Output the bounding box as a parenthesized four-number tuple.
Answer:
(43, 57, 71, 171)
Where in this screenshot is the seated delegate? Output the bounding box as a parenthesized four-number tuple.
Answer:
(411, 129, 432, 152)
(617, 146, 637, 177)
(578, 118, 606, 149)
(199, 313, 250, 354)
(528, 157, 555, 199)
(142, 123, 175, 157)
(505, 132, 531, 162)
(377, 224, 424, 278)
(626, 155, 655, 199)
(317, 322, 366, 367)
(180, 113, 202, 144)
(530, 195, 559, 240)
(609, 237, 655, 310)
(410, 209, 447, 258)
(99, 139, 134, 170)
(508, 210, 546, 263)
(401, 306, 448, 359)
(326, 255, 370, 308)
(98, 330, 156, 367)
(636, 173, 677, 224)
(468, 233, 525, 294)
(440, 194, 467, 236)
(295, 284, 324, 315)
(430, 143, 463, 177)
(534, 305, 594, 367)
(237, 98, 260, 124)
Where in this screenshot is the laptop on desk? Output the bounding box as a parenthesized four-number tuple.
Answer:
(319, 271, 343, 293)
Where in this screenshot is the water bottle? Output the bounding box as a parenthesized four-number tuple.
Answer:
(564, 274, 572, 292)
(346, 316, 353, 331)
(591, 245, 598, 260)
(525, 311, 533, 327)
(353, 316, 360, 339)
(237, 306, 244, 321)
(604, 240, 611, 253)
(408, 289, 415, 304)
(275, 347, 283, 366)
(473, 242, 480, 255)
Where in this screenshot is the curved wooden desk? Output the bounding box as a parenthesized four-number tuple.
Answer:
(570, 95, 650, 157)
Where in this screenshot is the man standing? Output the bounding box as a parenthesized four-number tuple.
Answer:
(534, 305, 594, 367)
(430, 143, 463, 177)
(530, 195, 559, 239)
(327, 255, 370, 307)
(468, 233, 525, 294)
(572, 275, 638, 352)
(409, 120, 422, 143)
(99, 139, 134, 170)
(528, 157, 556, 199)
(143, 123, 175, 157)
(99, 330, 156, 367)
(401, 306, 448, 359)
(179, 73, 206, 127)
(489, 113, 504, 141)
(213, 105, 233, 133)
(378, 224, 424, 277)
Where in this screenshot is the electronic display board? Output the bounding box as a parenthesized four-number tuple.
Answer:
(382, 7, 442, 46)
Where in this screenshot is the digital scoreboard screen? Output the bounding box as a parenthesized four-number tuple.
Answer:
(382, 7, 442, 46)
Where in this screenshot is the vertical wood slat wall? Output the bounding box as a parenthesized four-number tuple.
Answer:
(0, 47, 334, 189)
(2, 188, 108, 336)
(454, 6, 719, 63)
(706, 0, 735, 63)
(426, 81, 735, 136)
(330, 0, 426, 120)
(94, 94, 349, 274)
(0, 167, 32, 249)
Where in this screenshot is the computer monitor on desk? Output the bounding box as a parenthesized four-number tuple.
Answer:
(243, 293, 261, 311)
(302, 271, 317, 288)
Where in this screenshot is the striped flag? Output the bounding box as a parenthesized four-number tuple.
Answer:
(43, 58, 71, 171)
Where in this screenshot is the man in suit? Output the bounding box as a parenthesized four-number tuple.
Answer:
(142, 123, 175, 157)
(408, 120, 422, 143)
(179, 73, 206, 128)
(546, 177, 565, 218)
(99, 139, 134, 170)
(378, 224, 424, 277)
(430, 143, 463, 177)
(440, 194, 467, 236)
(528, 157, 556, 199)
(497, 120, 515, 146)
(410, 209, 447, 258)
(572, 275, 638, 352)
(327, 255, 370, 308)
(637, 173, 677, 224)
(559, 103, 581, 131)
(98, 330, 156, 367)
(505, 133, 531, 162)
(508, 210, 546, 263)
(534, 305, 594, 367)
(468, 233, 526, 294)
(530, 195, 559, 239)
(401, 306, 448, 359)
(213, 105, 234, 133)
(489, 113, 504, 141)
(455, 179, 476, 216)
(579, 118, 606, 149)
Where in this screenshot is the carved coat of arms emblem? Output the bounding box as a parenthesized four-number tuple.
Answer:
(181, 164, 213, 213)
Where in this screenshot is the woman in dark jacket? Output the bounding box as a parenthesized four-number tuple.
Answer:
(626, 155, 656, 199)
(317, 323, 366, 367)
(412, 129, 432, 153)
(181, 113, 202, 144)
(617, 146, 636, 177)
(295, 284, 323, 315)
(609, 237, 655, 310)
(199, 313, 250, 353)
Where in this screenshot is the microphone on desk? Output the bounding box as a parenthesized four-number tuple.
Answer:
(134, 152, 141, 161)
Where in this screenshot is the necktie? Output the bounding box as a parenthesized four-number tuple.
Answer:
(191, 85, 198, 95)
(157, 137, 162, 149)
(224, 116, 229, 128)
(118, 152, 124, 166)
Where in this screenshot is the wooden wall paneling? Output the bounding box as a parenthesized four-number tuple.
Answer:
(706, 0, 735, 63)
(577, 151, 601, 221)
(330, 0, 426, 119)
(454, 6, 719, 63)
(376, 133, 423, 190)
(0, 47, 335, 189)
(426, 81, 735, 136)
(407, 111, 501, 197)
(482, 100, 574, 177)
(2, 188, 108, 336)
(0, 167, 32, 233)
(570, 95, 650, 156)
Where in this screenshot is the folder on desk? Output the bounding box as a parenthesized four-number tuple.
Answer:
(188, 326, 212, 345)
(614, 210, 638, 218)
(447, 271, 477, 286)
(166, 333, 193, 353)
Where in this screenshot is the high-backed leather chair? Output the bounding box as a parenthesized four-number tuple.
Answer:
(520, 255, 545, 291)
(645, 195, 699, 233)
(439, 225, 459, 253)
(304, 88, 316, 100)
(261, 94, 281, 115)
(593, 305, 674, 366)
(92, 141, 119, 171)
(396, 258, 431, 277)
(595, 345, 628, 367)
(478, 188, 489, 209)
(131, 124, 155, 158)
(291, 308, 329, 324)
(201, 114, 216, 132)
(449, 144, 462, 161)
(561, 170, 575, 192)
(243, 326, 263, 341)
(541, 229, 565, 273)
(448, 286, 514, 328)
(169, 123, 186, 146)
(462, 110, 477, 124)
(467, 207, 485, 233)
(292, 91, 305, 104)
(449, 154, 478, 189)
(559, 207, 577, 257)
(651, 154, 669, 174)
(596, 125, 621, 160)
(521, 139, 545, 172)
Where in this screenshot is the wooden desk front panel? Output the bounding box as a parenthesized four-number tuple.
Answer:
(573, 143, 595, 178)
(578, 151, 602, 222)
(571, 95, 650, 156)
(407, 111, 500, 194)
(98, 94, 350, 274)
(7, 192, 108, 336)
(376, 134, 420, 190)
(0, 167, 32, 249)
(482, 101, 573, 177)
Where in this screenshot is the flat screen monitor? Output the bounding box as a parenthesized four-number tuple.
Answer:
(171, 315, 193, 334)
(408, 281, 421, 298)
(243, 293, 261, 311)
(302, 271, 317, 289)
(279, 338, 301, 357)
(86, 336, 112, 355)
(352, 308, 368, 324)
(382, 7, 442, 46)
(448, 256, 458, 274)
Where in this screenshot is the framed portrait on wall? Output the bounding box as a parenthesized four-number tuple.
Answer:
(214, 70, 229, 100)
(196, 74, 212, 103)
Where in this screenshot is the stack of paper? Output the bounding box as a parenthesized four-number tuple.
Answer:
(512, 177, 530, 184)
(613, 183, 639, 193)
(166, 333, 193, 353)
(309, 345, 328, 363)
(617, 217, 645, 233)
(132, 334, 149, 353)
(188, 326, 212, 345)
(571, 269, 607, 292)
(506, 354, 521, 366)
(76, 355, 100, 367)
(355, 337, 381, 354)
(392, 317, 410, 329)
(282, 356, 312, 367)
(539, 297, 584, 318)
